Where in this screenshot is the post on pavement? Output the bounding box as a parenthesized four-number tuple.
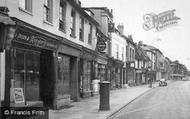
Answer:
(99, 81, 110, 110)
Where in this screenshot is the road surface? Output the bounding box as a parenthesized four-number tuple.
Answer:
(111, 81, 190, 119)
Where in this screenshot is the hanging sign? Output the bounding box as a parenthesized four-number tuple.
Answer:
(13, 88, 25, 103)
(96, 40, 106, 52)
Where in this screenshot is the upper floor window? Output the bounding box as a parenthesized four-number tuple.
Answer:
(19, 0, 32, 13)
(43, 0, 53, 23)
(70, 9, 76, 37)
(122, 47, 124, 61)
(88, 23, 93, 44)
(132, 49, 135, 60)
(79, 17, 84, 41)
(59, 1, 66, 32)
(116, 44, 119, 59)
(130, 48, 132, 60)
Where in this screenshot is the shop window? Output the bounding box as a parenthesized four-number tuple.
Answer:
(59, 1, 66, 32)
(83, 61, 91, 91)
(43, 0, 53, 23)
(19, 0, 32, 13)
(12, 49, 40, 105)
(57, 55, 70, 96)
(98, 64, 105, 81)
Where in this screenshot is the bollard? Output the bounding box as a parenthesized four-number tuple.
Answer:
(99, 81, 110, 110)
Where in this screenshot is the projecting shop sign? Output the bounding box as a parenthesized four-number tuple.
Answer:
(96, 40, 106, 52)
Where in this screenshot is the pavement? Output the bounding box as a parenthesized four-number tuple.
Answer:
(49, 84, 152, 119)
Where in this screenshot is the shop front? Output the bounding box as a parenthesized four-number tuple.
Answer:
(56, 40, 81, 109)
(79, 47, 96, 98)
(113, 59, 124, 88)
(96, 53, 108, 82)
(135, 69, 142, 85)
(107, 57, 114, 89)
(0, 7, 16, 107)
(3, 18, 58, 108)
(126, 61, 136, 86)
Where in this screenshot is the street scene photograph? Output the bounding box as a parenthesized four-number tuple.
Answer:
(0, 0, 190, 119)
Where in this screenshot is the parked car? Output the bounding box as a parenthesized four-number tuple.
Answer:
(159, 78, 167, 86)
(182, 77, 188, 81)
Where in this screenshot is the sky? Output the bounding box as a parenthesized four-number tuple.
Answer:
(80, 0, 190, 70)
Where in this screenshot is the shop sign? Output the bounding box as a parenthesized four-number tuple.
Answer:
(13, 88, 25, 103)
(96, 40, 106, 52)
(13, 29, 57, 50)
(143, 9, 180, 31)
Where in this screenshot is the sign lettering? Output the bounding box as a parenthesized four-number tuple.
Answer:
(143, 9, 180, 31)
(14, 30, 57, 50)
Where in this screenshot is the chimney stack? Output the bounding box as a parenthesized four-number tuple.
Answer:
(138, 41, 143, 46)
(128, 35, 133, 41)
(117, 24, 124, 35)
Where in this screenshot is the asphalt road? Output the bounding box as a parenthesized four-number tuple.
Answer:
(111, 81, 190, 119)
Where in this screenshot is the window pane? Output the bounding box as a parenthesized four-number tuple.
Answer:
(44, 0, 52, 22)
(59, 7, 63, 21)
(25, 0, 32, 12)
(25, 52, 40, 101)
(13, 49, 25, 89)
(19, 0, 25, 9)
(79, 17, 84, 41)
(70, 10, 75, 36)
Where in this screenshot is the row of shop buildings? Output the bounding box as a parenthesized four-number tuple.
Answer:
(0, 0, 188, 109)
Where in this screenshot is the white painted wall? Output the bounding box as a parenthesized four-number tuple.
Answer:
(111, 32, 127, 63)
(4, 0, 97, 50)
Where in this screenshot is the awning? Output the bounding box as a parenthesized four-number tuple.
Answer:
(0, 14, 15, 25)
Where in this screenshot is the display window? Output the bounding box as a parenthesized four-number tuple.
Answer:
(98, 64, 106, 81)
(83, 61, 91, 91)
(11, 48, 40, 105)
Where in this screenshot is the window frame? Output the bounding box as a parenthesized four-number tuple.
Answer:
(59, 1, 66, 32)
(19, 0, 32, 14)
(79, 16, 84, 41)
(70, 9, 76, 37)
(43, 0, 53, 23)
(88, 23, 93, 44)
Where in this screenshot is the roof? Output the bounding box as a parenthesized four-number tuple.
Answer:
(139, 44, 163, 55)
(66, 0, 99, 26)
(135, 44, 150, 61)
(83, 7, 113, 18)
(121, 35, 136, 46)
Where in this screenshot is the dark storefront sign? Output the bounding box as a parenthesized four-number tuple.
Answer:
(96, 40, 106, 52)
(13, 29, 58, 51)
